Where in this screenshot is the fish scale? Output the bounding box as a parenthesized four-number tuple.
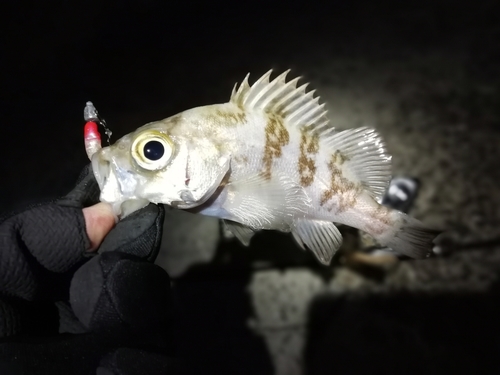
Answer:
(89, 69, 440, 265)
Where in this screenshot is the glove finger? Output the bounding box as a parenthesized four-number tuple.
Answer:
(98, 203, 165, 262)
(0, 203, 91, 303)
(70, 252, 173, 335)
(0, 176, 103, 300)
(62, 163, 165, 262)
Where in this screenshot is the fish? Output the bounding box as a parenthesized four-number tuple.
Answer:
(89, 69, 439, 265)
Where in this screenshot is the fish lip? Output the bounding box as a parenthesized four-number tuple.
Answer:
(91, 152, 108, 191)
(91, 153, 125, 216)
(90, 152, 147, 218)
(173, 201, 199, 209)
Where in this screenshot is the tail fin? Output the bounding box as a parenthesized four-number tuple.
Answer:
(383, 214, 441, 259)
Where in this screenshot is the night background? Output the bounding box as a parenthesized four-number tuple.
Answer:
(2, 0, 500, 374)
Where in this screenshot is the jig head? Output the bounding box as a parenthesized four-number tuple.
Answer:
(83, 101, 112, 160)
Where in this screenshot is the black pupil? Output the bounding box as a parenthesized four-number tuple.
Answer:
(143, 141, 165, 161)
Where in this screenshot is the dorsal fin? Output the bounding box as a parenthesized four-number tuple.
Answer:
(323, 126, 393, 200)
(229, 70, 392, 200)
(230, 69, 331, 133)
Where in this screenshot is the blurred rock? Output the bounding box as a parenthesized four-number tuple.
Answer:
(155, 208, 220, 278)
(246, 246, 500, 375)
(248, 269, 324, 375)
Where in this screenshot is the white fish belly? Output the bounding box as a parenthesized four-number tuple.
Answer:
(199, 107, 397, 239)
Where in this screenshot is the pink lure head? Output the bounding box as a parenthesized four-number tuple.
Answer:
(84, 120, 102, 160)
(83, 101, 104, 160)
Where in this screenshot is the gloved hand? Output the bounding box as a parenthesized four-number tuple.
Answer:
(0, 164, 182, 375)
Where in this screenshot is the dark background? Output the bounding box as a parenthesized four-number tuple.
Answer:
(2, 0, 498, 212)
(2, 1, 500, 374)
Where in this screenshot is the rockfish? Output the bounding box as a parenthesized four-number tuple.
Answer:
(88, 70, 438, 265)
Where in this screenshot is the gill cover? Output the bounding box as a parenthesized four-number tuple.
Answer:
(175, 137, 231, 209)
(129, 128, 230, 209)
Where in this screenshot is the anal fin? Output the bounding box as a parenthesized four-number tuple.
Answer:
(223, 220, 256, 246)
(292, 219, 343, 265)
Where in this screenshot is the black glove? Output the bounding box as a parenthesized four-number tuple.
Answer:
(0, 164, 183, 375)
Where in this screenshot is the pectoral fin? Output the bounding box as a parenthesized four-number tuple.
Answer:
(223, 220, 256, 246)
(221, 172, 311, 231)
(292, 219, 343, 265)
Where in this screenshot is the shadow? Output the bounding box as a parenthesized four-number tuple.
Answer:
(172, 264, 274, 375)
(305, 288, 500, 375)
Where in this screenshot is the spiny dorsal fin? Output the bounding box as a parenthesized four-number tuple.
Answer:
(229, 70, 392, 200)
(230, 69, 331, 133)
(323, 126, 393, 200)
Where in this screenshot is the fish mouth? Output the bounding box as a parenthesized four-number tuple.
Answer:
(90, 152, 149, 218)
(91, 152, 121, 213)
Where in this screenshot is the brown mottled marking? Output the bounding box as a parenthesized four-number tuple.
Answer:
(298, 129, 319, 187)
(214, 109, 247, 126)
(234, 155, 249, 165)
(363, 203, 393, 236)
(205, 108, 247, 128)
(332, 150, 350, 165)
(372, 204, 392, 225)
(364, 221, 388, 236)
(320, 153, 362, 213)
(164, 114, 183, 131)
(262, 113, 289, 179)
(212, 140, 224, 152)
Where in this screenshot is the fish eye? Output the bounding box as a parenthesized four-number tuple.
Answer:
(143, 140, 164, 161)
(131, 131, 174, 171)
